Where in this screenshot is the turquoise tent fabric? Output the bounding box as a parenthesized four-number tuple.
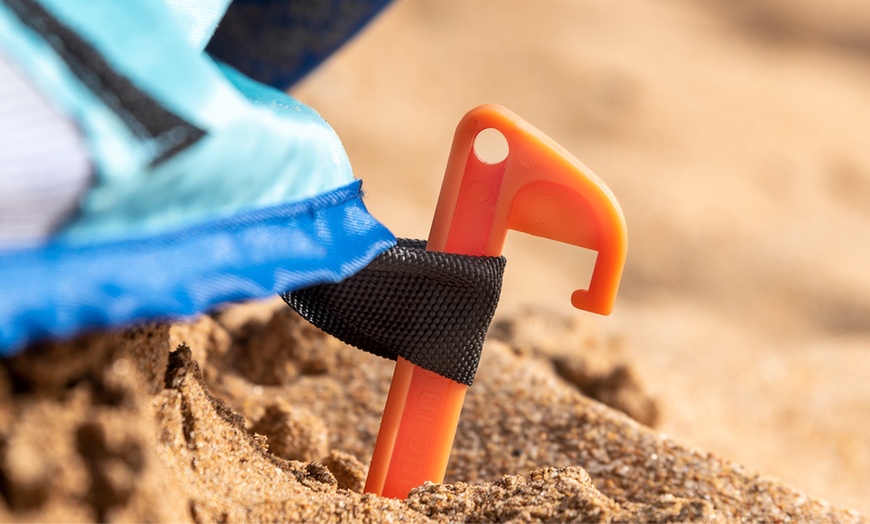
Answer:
(0, 0, 396, 353)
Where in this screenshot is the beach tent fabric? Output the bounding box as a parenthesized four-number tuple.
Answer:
(0, 0, 395, 353)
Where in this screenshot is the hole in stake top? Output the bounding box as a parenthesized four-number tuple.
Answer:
(473, 128, 509, 165)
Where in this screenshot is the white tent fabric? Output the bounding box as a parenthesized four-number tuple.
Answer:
(0, 51, 90, 247)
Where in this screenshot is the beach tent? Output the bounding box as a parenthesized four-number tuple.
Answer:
(0, 0, 396, 353)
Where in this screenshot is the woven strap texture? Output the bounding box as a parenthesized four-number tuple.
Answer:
(284, 239, 506, 386)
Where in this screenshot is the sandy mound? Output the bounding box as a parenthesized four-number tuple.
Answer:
(0, 304, 863, 522)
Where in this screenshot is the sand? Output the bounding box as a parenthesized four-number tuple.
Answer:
(0, 306, 864, 522)
(2, 0, 870, 521)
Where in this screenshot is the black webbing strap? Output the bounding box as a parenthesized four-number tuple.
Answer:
(283, 239, 506, 386)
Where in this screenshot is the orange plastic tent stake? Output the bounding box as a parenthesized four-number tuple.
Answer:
(364, 104, 627, 499)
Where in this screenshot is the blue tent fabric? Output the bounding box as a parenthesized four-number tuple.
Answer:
(0, 0, 396, 353)
(0, 181, 393, 351)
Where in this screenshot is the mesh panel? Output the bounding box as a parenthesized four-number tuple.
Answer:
(284, 239, 506, 385)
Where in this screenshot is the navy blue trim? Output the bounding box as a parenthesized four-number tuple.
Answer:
(0, 180, 396, 353)
(206, 0, 393, 90)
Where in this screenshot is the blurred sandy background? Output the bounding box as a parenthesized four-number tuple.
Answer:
(293, 0, 870, 513)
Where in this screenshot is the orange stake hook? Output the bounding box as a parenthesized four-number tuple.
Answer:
(364, 104, 627, 498)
